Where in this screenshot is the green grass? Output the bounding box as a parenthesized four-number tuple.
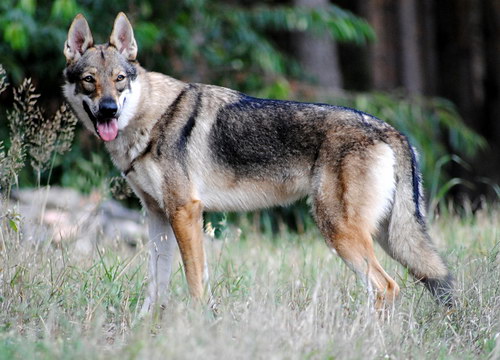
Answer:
(0, 205, 499, 359)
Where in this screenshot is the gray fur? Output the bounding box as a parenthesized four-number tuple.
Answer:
(63, 13, 454, 312)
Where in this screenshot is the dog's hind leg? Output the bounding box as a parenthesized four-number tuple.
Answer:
(322, 223, 399, 310)
(314, 196, 400, 309)
(312, 142, 399, 310)
(171, 199, 206, 300)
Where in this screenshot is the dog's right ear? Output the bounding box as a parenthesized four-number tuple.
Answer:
(109, 12, 138, 61)
(64, 14, 93, 63)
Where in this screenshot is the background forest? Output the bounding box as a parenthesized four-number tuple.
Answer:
(0, 2, 499, 359)
(1, 0, 498, 207)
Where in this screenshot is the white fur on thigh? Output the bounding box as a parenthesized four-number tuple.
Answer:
(363, 143, 396, 232)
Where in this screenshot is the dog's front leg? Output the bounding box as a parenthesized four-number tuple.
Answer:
(171, 199, 206, 300)
(140, 212, 177, 315)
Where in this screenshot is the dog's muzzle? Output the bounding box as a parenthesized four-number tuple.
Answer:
(89, 97, 120, 142)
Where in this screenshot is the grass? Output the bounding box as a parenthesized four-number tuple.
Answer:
(0, 204, 499, 359)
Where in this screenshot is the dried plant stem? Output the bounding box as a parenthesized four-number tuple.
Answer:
(38, 151, 59, 226)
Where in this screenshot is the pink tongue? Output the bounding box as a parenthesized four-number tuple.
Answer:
(97, 119, 118, 141)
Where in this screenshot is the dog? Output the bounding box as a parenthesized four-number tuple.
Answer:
(63, 12, 453, 313)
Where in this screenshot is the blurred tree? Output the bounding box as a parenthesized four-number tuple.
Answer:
(482, 0, 500, 148)
(399, 0, 423, 94)
(292, 0, 343, 89)
(349, 0, 499, 198)
(420, 0, 438, 95)
(361, 0, 399, 90)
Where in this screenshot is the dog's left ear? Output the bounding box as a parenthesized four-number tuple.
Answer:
(109, 12, 138, 61)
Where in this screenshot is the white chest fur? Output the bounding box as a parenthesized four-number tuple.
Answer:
(126, 158, 165, 208)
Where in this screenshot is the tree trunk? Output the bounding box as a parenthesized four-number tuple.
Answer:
(435, 0, 485, 130)
(363, 0, 400, 90)
(482, 0, 500, 141)
(480, 0, 500, 186)
(420, 0, 439, 95)
(399, 0, 423, 94)
(293, 0, 343, 90)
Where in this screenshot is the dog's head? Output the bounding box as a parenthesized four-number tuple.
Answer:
(63, 13, 141, 142)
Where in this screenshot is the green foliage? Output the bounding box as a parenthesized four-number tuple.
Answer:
(60, 152, 111, 194)
(243, 4, 375, 44)
(109, 176, 133, 201)
(0, 0, 373, 91)
(51, 0, 79, 20)
(0, 0, 80, 83)
(169, 1, 374, 88)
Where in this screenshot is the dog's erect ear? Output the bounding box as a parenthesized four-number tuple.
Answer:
(64, 14, 93, 63)
(109, 12, 138, 61)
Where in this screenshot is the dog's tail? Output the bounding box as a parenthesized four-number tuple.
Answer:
(378, 134, 453, 306)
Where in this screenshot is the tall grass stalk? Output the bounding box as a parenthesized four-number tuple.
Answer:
(0, 66, 77, 230)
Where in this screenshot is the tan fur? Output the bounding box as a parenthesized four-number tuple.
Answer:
(334, 227, 400, 309)
(63, 13, 454, 313)
(312, 143, 400, 309)
(171, 200, 205, 299)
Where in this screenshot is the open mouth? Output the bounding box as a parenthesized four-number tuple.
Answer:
(82, 101, 119, 142)
(96, 118, 119, 142)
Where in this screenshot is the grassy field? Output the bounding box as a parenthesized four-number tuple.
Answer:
(0, 204, 498, 359)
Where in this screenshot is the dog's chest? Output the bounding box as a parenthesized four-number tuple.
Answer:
(125, 157, 165, 208)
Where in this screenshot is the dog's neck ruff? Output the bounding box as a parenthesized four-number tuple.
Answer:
(117, 78, 142, 131)
(120, 104, 174, 177)
(122, 139, 152, 177)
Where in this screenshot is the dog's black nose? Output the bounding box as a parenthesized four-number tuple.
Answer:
(99, 98, 118, 118)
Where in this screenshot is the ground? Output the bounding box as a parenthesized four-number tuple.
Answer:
(0, 203, 498, 359)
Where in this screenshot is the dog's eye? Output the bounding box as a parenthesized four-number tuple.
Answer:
(83, 75, 94, 83)
(116, 75, 125, 81)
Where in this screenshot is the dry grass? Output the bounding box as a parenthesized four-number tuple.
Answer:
(0, 204, 498, 359)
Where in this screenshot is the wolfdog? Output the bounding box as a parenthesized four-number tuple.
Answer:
(63, 13, 453, 313)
